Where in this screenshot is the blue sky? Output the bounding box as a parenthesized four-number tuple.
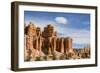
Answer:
(24, 11, 90, 48)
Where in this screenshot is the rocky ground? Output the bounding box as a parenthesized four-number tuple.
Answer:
(25, 48, 90, 61)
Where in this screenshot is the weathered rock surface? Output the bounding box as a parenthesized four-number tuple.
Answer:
(24, 22, 90, 61)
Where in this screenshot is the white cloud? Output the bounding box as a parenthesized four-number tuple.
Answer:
(55, 17, 68, 24)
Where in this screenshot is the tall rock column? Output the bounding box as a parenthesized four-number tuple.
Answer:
(36, 27, 42, 51)
(52, 37, 57, 52)
(35, 37, 39, 50)
(24, 22, 37, 61)
(48, 37, 52, 55)
(56, 38, 60, 52)
(64, 37, 73, 54)
(25, 35, 33, 61)
(26, 35, 30, 50)
(24, 34, 27, 61)
(60, 38, 64, 53)
(26, 22, 36, 50)
(38, 36, 43, 51)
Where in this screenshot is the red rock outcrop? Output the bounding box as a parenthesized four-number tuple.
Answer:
(24, 22, 73, 61)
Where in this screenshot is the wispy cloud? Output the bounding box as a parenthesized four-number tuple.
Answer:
(82, 21, 90, 25)
(56, 26, 90, 45)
